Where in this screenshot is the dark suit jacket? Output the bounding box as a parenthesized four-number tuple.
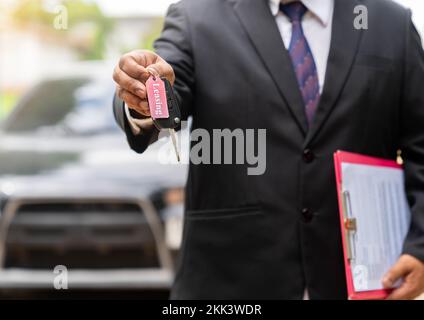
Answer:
(113, 0, 424, 299)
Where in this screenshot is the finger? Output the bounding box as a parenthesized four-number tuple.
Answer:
(139, 50, 174, 83)
(147, 60, 175, 84)
(113, 66, 146, 99)
(383, 258, 411, 288)
(116, 85, 142, 107)
(119, 54, 151, 81)
(119, 50, 175, 84)
(117, 86, 150, 116)
(386, 283, 420, 300)
(131, 100, 150, 117)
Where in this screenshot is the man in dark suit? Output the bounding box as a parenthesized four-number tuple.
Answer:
(112, 0, 424, 299)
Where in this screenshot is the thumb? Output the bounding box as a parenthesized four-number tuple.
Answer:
(126, 50, 175, 85)
(382, 257, 410, 288)
(146, 59, 175, 85)
(138, 50, 174, 85)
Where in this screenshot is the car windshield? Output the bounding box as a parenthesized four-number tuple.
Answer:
(1, 77, 119, 136)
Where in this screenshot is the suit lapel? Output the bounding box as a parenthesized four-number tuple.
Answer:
(231, 0, 308, 135)
(304, 0, 363, 146)
(231, 0, 363, 141)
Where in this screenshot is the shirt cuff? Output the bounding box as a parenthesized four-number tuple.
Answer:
(124, 103, 154, 135)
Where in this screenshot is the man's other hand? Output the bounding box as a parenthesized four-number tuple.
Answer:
(382, 254, 424, 300)
(113, 50, 175, 116)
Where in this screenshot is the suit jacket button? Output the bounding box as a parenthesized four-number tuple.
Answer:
(303, 149, 315, 163)
(302, 208, 314, 222)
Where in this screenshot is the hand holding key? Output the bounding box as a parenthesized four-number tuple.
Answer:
(113, 50, 181, 161)
(113, 50, 175, 116)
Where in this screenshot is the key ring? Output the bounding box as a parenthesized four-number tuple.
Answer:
(146, 66, 160, 81)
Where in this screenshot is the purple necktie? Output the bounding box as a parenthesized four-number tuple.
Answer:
(280, 1, 320, 126)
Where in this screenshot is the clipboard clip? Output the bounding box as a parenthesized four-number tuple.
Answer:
(344, 217, 357, 232)
(342, 191, 357, 261)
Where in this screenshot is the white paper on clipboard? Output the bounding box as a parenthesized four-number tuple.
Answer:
(341, 162, 411, 292)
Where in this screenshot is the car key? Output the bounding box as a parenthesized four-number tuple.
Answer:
(146, 75, 181, 162)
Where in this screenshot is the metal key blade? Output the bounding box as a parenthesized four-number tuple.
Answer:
(169, 129, 180, 162)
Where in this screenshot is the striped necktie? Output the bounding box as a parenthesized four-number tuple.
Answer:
(280, 1, 320, 126)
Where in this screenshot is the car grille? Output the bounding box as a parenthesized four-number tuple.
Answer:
(4, 200, 161, 269)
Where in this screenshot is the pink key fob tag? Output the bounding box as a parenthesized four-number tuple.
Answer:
(146, 76, 169, 119)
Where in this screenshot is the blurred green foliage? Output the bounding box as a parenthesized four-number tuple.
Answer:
(12, 0, 113, 60)
(119, 17, 164, 55)
(140, 18, 164, 51)
(0, 93, 19, 119)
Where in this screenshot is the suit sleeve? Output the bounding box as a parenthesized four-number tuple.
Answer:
(113, 1, 194, 154)
(400, 10, 424, 261)
(112, 93, 159, 153)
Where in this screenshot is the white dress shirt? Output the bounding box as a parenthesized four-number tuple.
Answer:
(126, 0, 334, 136)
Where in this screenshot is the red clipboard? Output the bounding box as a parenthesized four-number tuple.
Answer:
(333, 150, 401, 300)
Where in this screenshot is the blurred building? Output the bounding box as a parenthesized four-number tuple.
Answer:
(0, 0, 165, 92)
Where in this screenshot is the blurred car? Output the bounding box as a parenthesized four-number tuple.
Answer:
(0, 69, 188, 298)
